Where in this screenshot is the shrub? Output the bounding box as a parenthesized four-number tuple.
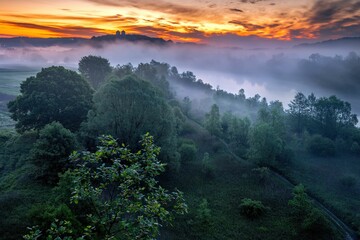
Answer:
(196, 199, 212, 225)
(201, 153, 215, 178)
(31, 122, 77, 184)
(179, 142, 197, 162)
(288, 184, 334, 237)
(239, 198, 267, 220)
(307, 134, 336, 157)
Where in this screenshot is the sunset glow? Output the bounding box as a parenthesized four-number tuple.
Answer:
(1, 0, 360, 43)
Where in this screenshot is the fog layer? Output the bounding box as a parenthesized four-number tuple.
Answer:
(1, 42, 359, 114)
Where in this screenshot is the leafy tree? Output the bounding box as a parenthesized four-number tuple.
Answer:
(288, 184, 334, 238)
(24, 134, 187, 240)
(173, 106, 186, 133)
(135, 62, 170, 96)
(78, 55, 112, 89)
(229, 116, 250, 150)
(239, 198, 268, 220)
(205, 104, 222, 136)
(307, 134, 336, 157)
(181, 97, 192, 116)
(201, 152, 214, 178)
(288, 92, 309, 133)
(258, 101, 286, 137)
(220, 112, 250, 156)
(8, 66, 93, 133)
(196, 199, 212, 224)
(178, 142, 197, 163)
(113, 63, 134, 79)
(31, 122, 77, 183)
(69, 134, 187, 239)
(314, 96, 358, 139)
(85, 75, 178, 168)
(248, 123, 283, 166)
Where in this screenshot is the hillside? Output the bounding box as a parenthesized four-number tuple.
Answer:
(295, 37, 360, 50)
(0, 31, 171, 48)
(0, 59, 359, 239)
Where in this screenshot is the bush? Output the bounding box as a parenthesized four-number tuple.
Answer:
(307, 134, 336, 157)
(179, 142, 197, 162)
(31, 122, 77, 184)
(195, 199, 212, 225)
(288, 184, 334, 238)
(201, 153, 215, 178)
(239, 198, 267, 220)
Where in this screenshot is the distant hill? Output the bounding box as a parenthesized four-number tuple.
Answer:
(0, 31, 172, 48)
(295, 37, 360, 50)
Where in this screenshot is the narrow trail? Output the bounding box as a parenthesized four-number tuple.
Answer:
(188, 118, 358, 240)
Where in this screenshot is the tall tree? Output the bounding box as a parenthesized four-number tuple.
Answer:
(205, 104, 222, 137)
(8, 66, 93, 132)
(248, 123, 283, 167)
(85, 75, 178, 167)
(314, 96, 358, 139)
(288, 92, 310, 133)
(78, 55, 112, 89)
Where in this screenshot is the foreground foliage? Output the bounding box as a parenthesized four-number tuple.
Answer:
(25, 134, 187, 240)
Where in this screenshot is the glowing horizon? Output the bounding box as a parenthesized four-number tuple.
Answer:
(1, 0, 359, 43)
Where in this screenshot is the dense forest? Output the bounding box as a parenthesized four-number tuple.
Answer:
(0, 55, 359, 240)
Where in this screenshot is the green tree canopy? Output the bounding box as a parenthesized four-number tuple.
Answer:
(288, 92, 310, 133)
(31, 122, 77, 183)
(248, 123, 283, 166)
(8, 66, 93, 132)
(205, 104, 222, 137)
(314, 96, 358, 139)
(78, 55, 112, 89)
(25, 134, 187, 240)
(85, 75, 178, 167)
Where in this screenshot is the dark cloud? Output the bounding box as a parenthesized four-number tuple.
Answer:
(127, 25, 206, 41)
(229, 20, 280, 31)
(229, 20, 263, 30)
(309, 0, 360, 24)
(229, 8, 244, 13)
(307, 0, 360, 39)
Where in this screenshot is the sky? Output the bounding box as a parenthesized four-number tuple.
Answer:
(1, 0, 360, 44)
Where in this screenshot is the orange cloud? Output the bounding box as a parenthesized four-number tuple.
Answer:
(0, 0, 359, 43)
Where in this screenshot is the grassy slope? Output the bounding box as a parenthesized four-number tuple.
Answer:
(162, 120, 342, 240)
(290, 149, 360, 234)
(0, 69, 38, 128)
